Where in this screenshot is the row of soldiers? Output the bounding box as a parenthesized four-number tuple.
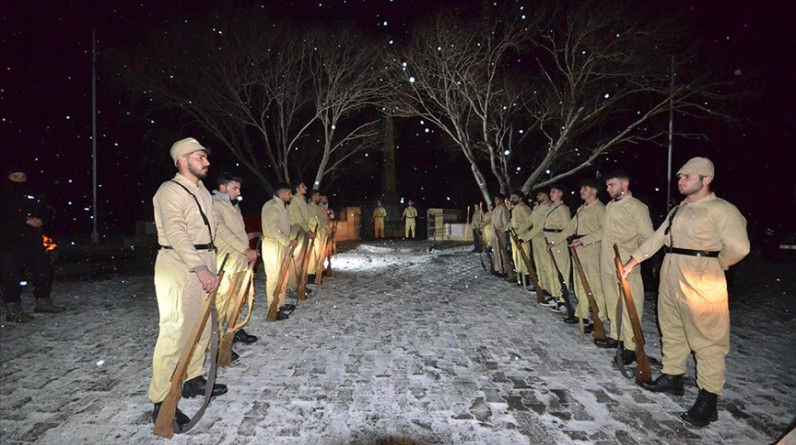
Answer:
(471, 159, 749, 428)
(149, 138, 337, 434)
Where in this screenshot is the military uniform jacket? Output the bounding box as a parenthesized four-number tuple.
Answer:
(212, 190, 251, 272)
(509, 202, 533, 241)
(153, 173, 217, 273)
(632, 193, 749, 271)
(527, 202, 553, 241)
(402, 206, 418, 219)
(311, 202, 328, 233)
(550, 200, 606, 246)
(262, 196, 292, 247)
(373, 206, 387, 220)
(541, 203, 572, 238)
(288, 194, 313, 232)
(596, 192, 654, 262)
(491, 204, 510, 233)
(472, 209, 483, 228)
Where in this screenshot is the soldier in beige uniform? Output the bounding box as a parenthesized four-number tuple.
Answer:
(211, 173, 259, 356)
(307, 190, 328, 282)
(623, 157, 749, 427)
(509, 192, 533, 281)
(149, 138, 228, 428)
(551, 178, 605, 328)
(594, 170, 654, 366)
(542, 185, 572, 312)
(373, 200, 387, 239)
(402, 200, 418, 238)
(288, 181, 316, 290)
(471, 201, 484, 252)
(261, 183, 299, 320)
(480, 204, 493, 252)
(527, 190, 553, 298)
(490, 194, 511, 276)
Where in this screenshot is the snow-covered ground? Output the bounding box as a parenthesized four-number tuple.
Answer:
(1, 241, 794, 444)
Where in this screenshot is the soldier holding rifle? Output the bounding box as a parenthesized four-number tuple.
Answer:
(549, 178, 606, 331)
(622, 157, 749, 427)
(211, 172, 259, 360)
(288, 181, 316, 295)
(149, 138, 228, 429)
(489, 193, 512, 278)
(543, 184, 572, 313)
(595, 170, 654, 366)
(527, 190, 554, 300)
(262, 183, 299, 321)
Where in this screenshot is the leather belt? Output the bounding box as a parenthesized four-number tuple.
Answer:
(543, 228, 563, 233)
(665, 247, 719, 257)
(160, 244, 216, 251)
(571, 234, 585, 240)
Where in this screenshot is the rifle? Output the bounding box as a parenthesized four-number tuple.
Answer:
(297, 223, 318, 301)
(218, 237, 262, 367)
(154, 254, 229, 438)
(613, 244, 652, 384)
(266, 237, 299, 322)
(494, 229, 517, 281)
(509, 229, 545, 304)
(544, 237, 574, 317)
(570, 245, 606, 340)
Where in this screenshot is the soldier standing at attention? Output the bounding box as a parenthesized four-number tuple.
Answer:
(150, 138, 228, 428)
(623, 157, 749, 427)
(543, 184, 572, 313)
(527, 190, 553, 298)
(261, 183, 299, 321)
(307, 189, 328, 283)
(594, 170, 654, 367)
(490, 193, 511, 276)
(402, 200, 418, 238)
(509, 192, 533, 283)
(373, 200, 387, 239)
(288, 181, 315, 289)
(551, 178, 606, 329)
(471, 201, 484, 252)
(211, 173, 259, 358)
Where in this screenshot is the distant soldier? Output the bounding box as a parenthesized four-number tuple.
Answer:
(150, 138, 227, 429)
(551, 178, 606, 330)
(211, 172, 259, 359)
(509, 192, 533, 283)
(373, 200, 387, 239)
(288, 181, 316, 290)
(543, 184, 572, 313)
(307, 190, 328, 283)
(594, 170, 654, 367)
(490, 193, 511, 276)
(527, 190, 553, 298)
(261, 183, 299, 321)
(481, 204, 494, 252)
(624, 157, 749, 427)
(402, 200, 418, 238)
(471, 201, 484, 252)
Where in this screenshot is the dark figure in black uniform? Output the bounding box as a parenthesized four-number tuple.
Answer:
(1, 166, 63, 322)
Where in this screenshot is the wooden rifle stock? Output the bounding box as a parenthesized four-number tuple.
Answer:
(494, 230, 517, 281)
(509, 229, 545, 304)
(154, 254, 229, 438)
(297, 227, 316, 301)
(324, 221, 338, 277)
(570, 245, 606, 340)
(613, 244, 652, 384)
(545, 237, 574, 316)
(266, 239, 299, 322)
(218, 238, 262, 366)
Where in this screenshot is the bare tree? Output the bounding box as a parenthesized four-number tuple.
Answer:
(517, 1, 738, 192)
(305, 31, 388, 190)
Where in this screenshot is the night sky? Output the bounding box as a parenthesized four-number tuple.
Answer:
(2, 0, 793, 240)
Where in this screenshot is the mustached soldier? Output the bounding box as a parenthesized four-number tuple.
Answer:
(624, 157, 749, 427)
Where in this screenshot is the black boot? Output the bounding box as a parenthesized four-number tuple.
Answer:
(594, 337, 618, 348)
(562, 315, 578, 324)
(234, 328, 258, 345)
(583, 323, 594, 334)
(640, 373, 684, 396)
(153, 402, 191, 430)
(681, 389, 718, 427)
(620, 347, 636, 365)
(181, 376, 228, 398)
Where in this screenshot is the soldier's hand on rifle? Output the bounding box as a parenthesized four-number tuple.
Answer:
(308, 231, 316, 239)
(244, 248, 258, 263)
(196, 268, 220, 293)
(289, 239, 299, 248)
(621, 259, 638, 280)
(546, 242, 555, 252)
(569, 239, 583, 248)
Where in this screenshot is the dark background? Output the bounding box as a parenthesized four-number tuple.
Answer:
(2, 0, 794, 242)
